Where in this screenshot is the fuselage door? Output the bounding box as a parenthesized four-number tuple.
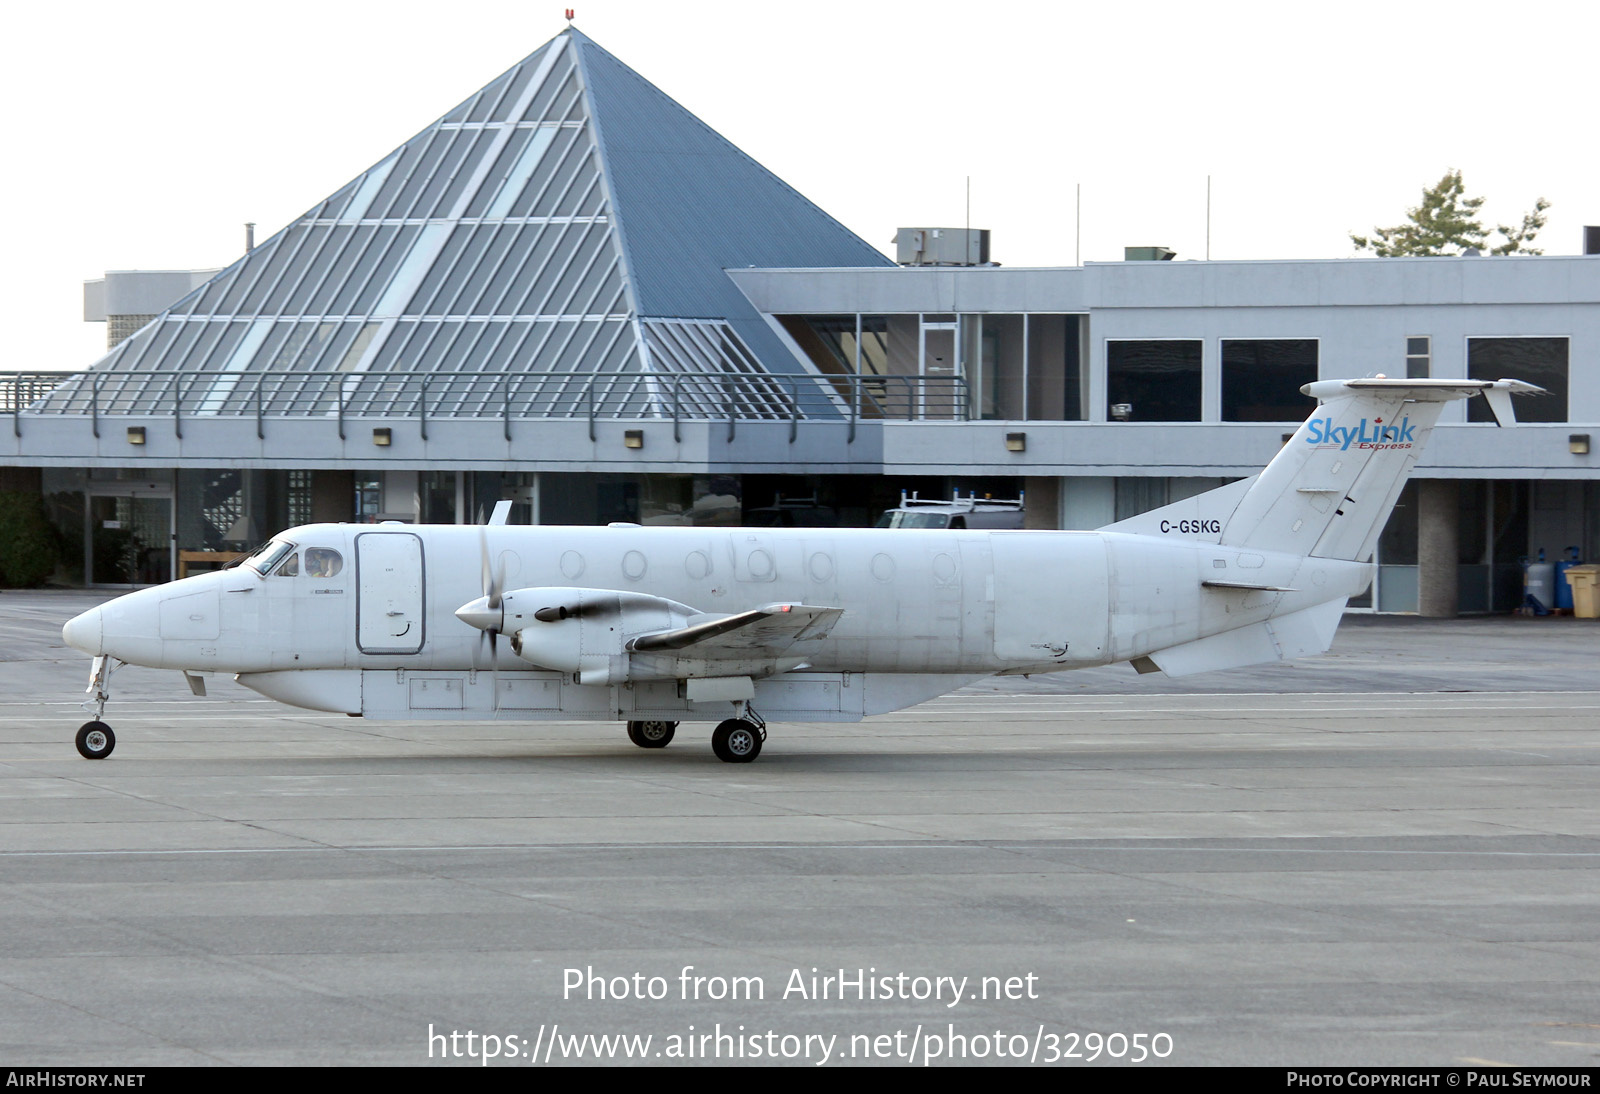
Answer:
(357, 532, 425, 655)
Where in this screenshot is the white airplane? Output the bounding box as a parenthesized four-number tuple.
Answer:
(61, 377, 1538, 764)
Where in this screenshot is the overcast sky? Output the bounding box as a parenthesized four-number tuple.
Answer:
(7, 0, 1596, 370)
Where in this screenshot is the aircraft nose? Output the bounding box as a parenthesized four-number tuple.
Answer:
(62, 606, 104, 655)
(454, 596, 502, 633)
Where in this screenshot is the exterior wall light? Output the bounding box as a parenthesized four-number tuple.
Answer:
(1005, 432, 1026, 453)
(126, 427, 146, 445)
(1571, 434, 1591, 455)
(372, 427, 392, 447)
(624, 429, 644, 449)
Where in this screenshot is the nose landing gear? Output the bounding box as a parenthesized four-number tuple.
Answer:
(75, 656, 122, 759)
(75, 722, 115, 759)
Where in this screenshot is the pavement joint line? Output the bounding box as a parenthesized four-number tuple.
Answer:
(5, 843, 1600, 858)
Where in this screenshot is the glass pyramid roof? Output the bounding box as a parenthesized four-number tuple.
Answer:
(38, 29, 892, 421)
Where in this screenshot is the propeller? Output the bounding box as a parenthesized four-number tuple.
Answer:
(454, 528, 506, 695)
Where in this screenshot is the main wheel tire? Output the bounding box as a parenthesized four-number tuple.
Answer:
(75, 721, 115, 760)
(711, 719, 762, 764)
(626, 720, 677, 749)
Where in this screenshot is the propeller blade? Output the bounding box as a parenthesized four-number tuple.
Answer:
(479, 529, 503, 612)
(472, 527, 507, 710)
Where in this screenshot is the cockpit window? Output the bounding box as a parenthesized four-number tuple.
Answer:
(274, 552, 300, 578)
(304, 548, 343, 578)
(243, 539, 296, 575)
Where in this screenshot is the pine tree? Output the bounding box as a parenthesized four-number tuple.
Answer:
(1351, 170, 1549, 256)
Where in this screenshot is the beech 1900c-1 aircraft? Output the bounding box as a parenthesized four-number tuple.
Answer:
(61, 378, 1539, 763)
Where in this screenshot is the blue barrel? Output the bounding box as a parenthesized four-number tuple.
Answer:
(1555, 547, 1582, 612)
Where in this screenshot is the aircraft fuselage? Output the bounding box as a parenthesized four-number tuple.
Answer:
(63, 521, 1369, 721)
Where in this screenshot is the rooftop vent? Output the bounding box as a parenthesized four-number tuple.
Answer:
(1124, 246, 1176, 261)
(895, 227, 991, 266)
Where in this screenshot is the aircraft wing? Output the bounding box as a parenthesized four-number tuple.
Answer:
(629, 604, 844, 657)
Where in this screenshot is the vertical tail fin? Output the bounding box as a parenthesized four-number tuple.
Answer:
(1222, 378, 1541, 561)
(1100, 378, 1542, 562)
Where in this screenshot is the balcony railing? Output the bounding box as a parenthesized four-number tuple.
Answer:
(3, 368, 971, 443)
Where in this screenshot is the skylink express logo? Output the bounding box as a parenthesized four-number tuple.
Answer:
(1305, 416, 1415, 451)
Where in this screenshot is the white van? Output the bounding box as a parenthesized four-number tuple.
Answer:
(874, 492, 1025, 530)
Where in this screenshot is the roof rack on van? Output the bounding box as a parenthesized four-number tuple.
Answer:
(896, 490, 1024, 512)
(877, 490, 1026, 530)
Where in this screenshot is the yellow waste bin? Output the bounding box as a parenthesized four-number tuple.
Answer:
(1566, 565, 1600, 619)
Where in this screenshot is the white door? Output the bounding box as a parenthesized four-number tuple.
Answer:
(357, 532, 425, 654)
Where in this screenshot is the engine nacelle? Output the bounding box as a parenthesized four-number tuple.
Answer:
(501, 586, 695, 681)
(499, 586, 809, 687)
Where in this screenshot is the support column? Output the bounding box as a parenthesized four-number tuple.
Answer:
(1418, 479, 1459, 618)
(1060, 476, 1116, 530)
(1023, 476, 1061, 530)
(382, 470, 419, 523)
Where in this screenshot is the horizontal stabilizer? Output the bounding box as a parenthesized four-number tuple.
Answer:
(629, 603, 843, 657)
(1145, 598, 1346, 677)
(1201, 580, 1297, 592)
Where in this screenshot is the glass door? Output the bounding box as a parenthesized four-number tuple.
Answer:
(89, 489, 173, 586)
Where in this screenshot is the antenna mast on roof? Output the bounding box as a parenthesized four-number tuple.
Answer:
(565, 8, 574, 22)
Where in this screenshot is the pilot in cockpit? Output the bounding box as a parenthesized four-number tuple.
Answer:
(304, 548, 342, 578)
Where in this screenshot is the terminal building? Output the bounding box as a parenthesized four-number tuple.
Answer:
(2, 26, 1596, 614)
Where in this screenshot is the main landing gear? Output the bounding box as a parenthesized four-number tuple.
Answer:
(711, 708, 765, 764)
(626, 720, 677, 748)
(624, 705, 767, 763)
(75, 656, 121, 760)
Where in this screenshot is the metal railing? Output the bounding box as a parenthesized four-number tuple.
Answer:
(3, 368, 972, 442)
(2, 373, 73, 437)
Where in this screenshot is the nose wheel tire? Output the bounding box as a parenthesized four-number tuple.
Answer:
(711, 719, 762, 764)
(626, 720, 677, 749)
(75, 722, 115, 760)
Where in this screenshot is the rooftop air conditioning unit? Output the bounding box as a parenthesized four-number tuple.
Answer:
(895, 227, 991, 266)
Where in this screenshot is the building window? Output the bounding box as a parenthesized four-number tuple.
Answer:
(1466, 337, 1568, 422)
(288, 470, 314, 528)
(778, 315, 869, 375)
(355, 476, 382, 521)
(1221, 339, 1318, 422)
(1106, 340, 1201, 422)
(1406, 336, 1430, 378)
(780, 313, 1084, 422)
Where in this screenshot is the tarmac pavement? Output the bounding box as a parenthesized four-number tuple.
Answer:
(2, 589, 1597, 1066)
